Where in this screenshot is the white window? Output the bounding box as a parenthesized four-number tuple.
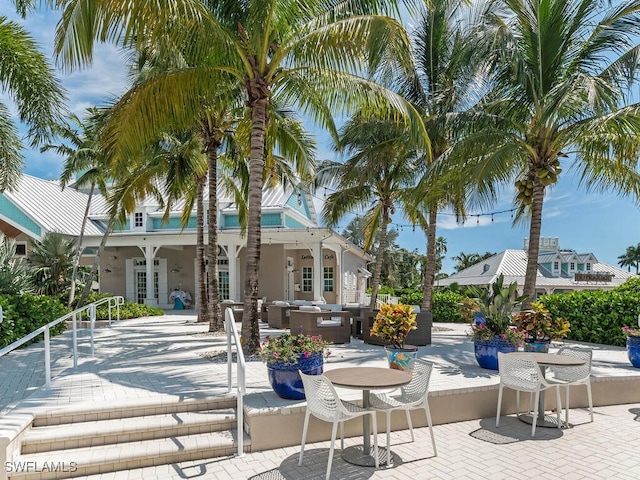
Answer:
(570, 262, 576, 271)
(302, 267, 313, 292)
(133, 212, 144, 229)
(323, 267, 334, 292)
(586, 262, 591, 271)
(553, 261, 559, 270)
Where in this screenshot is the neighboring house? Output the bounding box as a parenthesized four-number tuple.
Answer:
(0, 174, 372, 308)
(438, 237, 634, 297)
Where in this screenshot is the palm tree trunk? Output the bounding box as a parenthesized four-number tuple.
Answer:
(68, 182, 95, 306)
(196, 175, 210, 323)
(242, 76, 269, 355)
(369, 206, 390, 310)
(77, 220, 112, 308)
(523, 176, 544, 308)
(204, 127, 222, 333)
(422, 206, 438, 312)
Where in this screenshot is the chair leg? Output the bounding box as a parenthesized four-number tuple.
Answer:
(554, 386, 562, 429)
(496, 384, 503, 427)
(340, 421, 345, 451)
(515, 390, 521, 418)
(531, 390, 540, 437)
(406, 409, 415, 442)
(326, 421, 339, 480)
(586, 381, 594, 422)
(564, 385, 570, 427)
(424, 399, 437, 457)
(298, 411, 310, 466)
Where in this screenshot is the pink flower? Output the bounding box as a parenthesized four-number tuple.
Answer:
(303, 351, 310, 358)
(272, 353, 279, 358)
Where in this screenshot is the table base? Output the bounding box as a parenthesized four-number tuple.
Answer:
(518, 412, 566, 428)
(341, 445, 394, 467)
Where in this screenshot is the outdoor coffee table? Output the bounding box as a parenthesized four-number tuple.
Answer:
(324, 366, 411, 467)
(506, 352, 585, 427)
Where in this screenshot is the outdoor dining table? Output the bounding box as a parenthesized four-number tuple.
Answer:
(324, 366, 411, 467)
(506, 351, 585, 428)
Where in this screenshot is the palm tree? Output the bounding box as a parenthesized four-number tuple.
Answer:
(28, 232, 77, 296)
(52, 0, 422, 354)
(456, 0, 640, 305)
(618, 244, 640, 274)
(319, 115, 421, 310)
(0, 6, 65, 191)
(398, 0, 489, 314)
(42, 108, 110, 306)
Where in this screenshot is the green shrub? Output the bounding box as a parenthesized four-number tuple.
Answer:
(539, 287, 640, 347)
(432, 292, 468, 323)
(97, 301, 164, 320)
(399, 291, 423, 305)
(0, 294, 69, 349)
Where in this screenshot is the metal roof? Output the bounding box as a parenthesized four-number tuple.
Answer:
(3, 174, 104, 238)
(438, 249, 634, 290)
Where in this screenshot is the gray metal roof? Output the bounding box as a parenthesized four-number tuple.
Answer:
(3, 174, 104, 237)
(438, 248, 634, 290)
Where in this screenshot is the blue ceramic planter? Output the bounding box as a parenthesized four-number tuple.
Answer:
(384, 346, 418, 373)
(523, 340, 551, 353)
(474, 337, 517, 370)
(266, 352, 324, 400)
(627, 336, 640, 368)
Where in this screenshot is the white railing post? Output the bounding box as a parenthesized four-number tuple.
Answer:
(44, 326, 51, 389)
(117, 297, 121, 320)
(72, 311, 78, 368)
(108, 298, 112, 327)
(226, 309, 232, 394)
(90, 304, 96, 357)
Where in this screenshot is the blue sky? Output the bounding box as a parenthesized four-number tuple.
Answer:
(2, 2, 640, 275)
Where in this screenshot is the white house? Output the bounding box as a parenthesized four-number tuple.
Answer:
(438, 237, 634, 297)
(0, 174, 372, 308)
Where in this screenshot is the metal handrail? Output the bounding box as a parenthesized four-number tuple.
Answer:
(224, 307, 245, 458)
(0, 296, 125, 388)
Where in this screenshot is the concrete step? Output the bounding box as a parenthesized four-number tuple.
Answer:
(8, 429, 251, 480)
(32, 396, 236, 427)
(22, 409, 236, 453)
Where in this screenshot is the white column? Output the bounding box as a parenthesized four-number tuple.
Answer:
(228, 243, 240, 301)
(145, 244, 157, 306)
(312, 242, 324, 303)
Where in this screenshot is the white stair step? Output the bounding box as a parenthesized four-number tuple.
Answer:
(8, 430, 251, 480)
(22, 409, 236, 453)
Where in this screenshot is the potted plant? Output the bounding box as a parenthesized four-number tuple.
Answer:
(259, 332, 331, 400)
(622, 325, 640, 368)
(467, 274, 526, 370)
(513, 301, 570, 352)
(370, 303, 418, 372)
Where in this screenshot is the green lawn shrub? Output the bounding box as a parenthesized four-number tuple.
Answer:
(0, 294, 69, 349)
(539, 284, 640, 347)
(82, 292, 164, 319)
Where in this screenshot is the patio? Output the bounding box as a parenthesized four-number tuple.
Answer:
(1, 311, 639, 479)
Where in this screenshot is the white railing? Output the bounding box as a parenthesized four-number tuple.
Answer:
(361, 293, 399, 307)
(0, 296, 124, 389)
(224, 307, 245, 458)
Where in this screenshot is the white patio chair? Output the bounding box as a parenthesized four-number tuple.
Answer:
(496, 352, 561, 436)
(547, 346, 593, 426)
(369, 359, 436, 462)
(298, 371, 379, 479)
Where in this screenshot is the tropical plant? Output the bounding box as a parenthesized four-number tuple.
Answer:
(27, 232, 77, 296)
(452, 251, 495, 272)
(622, 326, 640, 338)
(370, 303, 417, 349)
(0, 234, 31, 294)
(53, 1, 419, 354)
(618, 244, 640, 274)
(0, 5, 65, 192)
(452, 0, 640, 306)
(513, 300, 570, 342)
(42, 107, 111, 306)
(467, 274, 527, 339)
(258, 332, 330, 366)
(319, 115, 421, 310)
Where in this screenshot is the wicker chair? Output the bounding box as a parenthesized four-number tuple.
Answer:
(298, 371, 379, 480)
(290, 308, 351, 343)
(547, 347, 593, 426)
(369, 359, 437, 463)
(496, 352, 562, 436)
